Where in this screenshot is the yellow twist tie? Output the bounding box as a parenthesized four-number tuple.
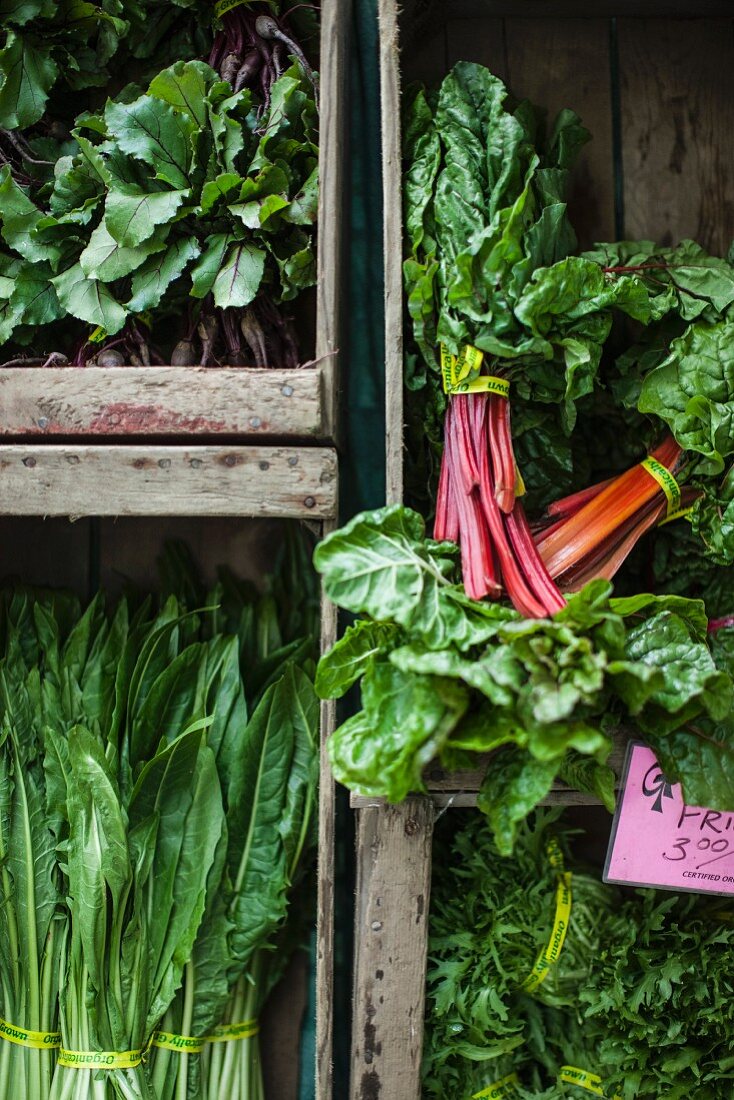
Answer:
(205, 1019, 259, 1043)
(520, 839, 572, 992)
(472, 1071, 520, 1097)
(439, 344, 510, 397)
(58, 1048, 144, 1070)
(640, 456, 681, 516)
(151, 1030, 206, 1054)
(657, 504, 694, 528)
(559, 1065, 622, 1099)
(0, 1017, 60, 1050)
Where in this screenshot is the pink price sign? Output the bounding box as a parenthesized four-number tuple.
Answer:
(604, 742, 734, 895)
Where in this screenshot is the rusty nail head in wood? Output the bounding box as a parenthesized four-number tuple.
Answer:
(22, 456, 36, 467)
(404, 818, 418, 836)
(288, 455, 298, 466)
(259, 461, 270, 471)
(304, 496, 316, 508)
(224, 454, 237, 467)
(158, 458, 171, 469)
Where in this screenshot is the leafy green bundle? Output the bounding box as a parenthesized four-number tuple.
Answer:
(402, 62, 734, 614)
(423, 813, 613, 1099)
(0, 52, 318, 366)
(315, 506, 734, 854)
(425, 812, 734, 1099)
(0, 535, 319, 1100)
(0, 0, 212, 132)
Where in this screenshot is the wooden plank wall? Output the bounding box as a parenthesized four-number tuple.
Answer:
(402, 13, 734, 253)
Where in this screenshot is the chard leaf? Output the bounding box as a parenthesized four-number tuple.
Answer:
(627, 611, 732, 728)
(610, 592, 709, 641)
(212, 241, 266, 309)
(691, 466, 734, 565)
(328, 660, 469, 802)
(314, 505, 514, 651)
(656, 719, 734, 811)
(0, 30, 58, 129)
(105, 187, 189, 247)
(315, 620, 401, 700)
(477, 746, 558, 856)
(127, 236, 200, 312)
(403, 85, 439, 254)
(638, 320, 734, 470)
(52, 263, 127, 332)
(557, 750, 616, 812)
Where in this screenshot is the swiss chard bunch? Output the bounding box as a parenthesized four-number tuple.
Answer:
(403, 62, 734, 616)
(315, 506, 734, 853)
(0, 55, 318, 366)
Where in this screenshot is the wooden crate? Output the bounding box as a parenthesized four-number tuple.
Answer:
(0, 363, 337, 442)
(0, 508, 338, 1100)
(0, 0, 348, 445)
(350, 4, 734, 1098)
(0, 444, 337, 518)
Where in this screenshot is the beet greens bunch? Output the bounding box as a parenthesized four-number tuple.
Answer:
(0, 1, 319, 367)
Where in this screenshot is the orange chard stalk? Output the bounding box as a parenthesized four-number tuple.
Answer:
(538, 436, 682, 580)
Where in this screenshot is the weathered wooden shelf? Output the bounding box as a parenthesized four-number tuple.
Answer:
(350, 737, 628, 809)
(406, 1, 732, 19)
(0, 444, 337, 519)
(0, 361, 337, 442)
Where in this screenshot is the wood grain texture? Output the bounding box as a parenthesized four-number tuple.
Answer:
(0, 445, 337, 519)
(96, 517, 292, 591)
(317, 538, 338, 1100)
(380, 0, 405, 507)
(0, 516, 91, 593)
(352, 789, 612, 810)
(445, 17, 506, 76)
(0, 363, 336, 441)
(503, 18, 615, 246)
(317, 0, 349, 450)
(351, 798, 434, 1100)
(406, 1, 732, 22)
(619, 18, 734, 254)
(261, 951, 310, 1100)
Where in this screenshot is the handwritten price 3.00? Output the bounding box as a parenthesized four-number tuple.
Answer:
(663, 836, 734, 881)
